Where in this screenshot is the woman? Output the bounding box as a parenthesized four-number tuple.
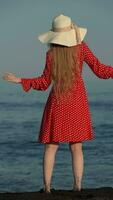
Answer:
(3, 14, 113, 193)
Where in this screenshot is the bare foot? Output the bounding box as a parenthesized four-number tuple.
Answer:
(73, 185, 81, 191)
(44, 185, 51, 193)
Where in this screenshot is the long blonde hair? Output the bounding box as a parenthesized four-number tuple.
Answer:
(49, 23, 81, 104)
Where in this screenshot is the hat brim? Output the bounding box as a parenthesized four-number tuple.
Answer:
(38, 27, 87, 47)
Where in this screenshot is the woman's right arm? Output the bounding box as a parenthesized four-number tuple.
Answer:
(82, 41, 113, 79)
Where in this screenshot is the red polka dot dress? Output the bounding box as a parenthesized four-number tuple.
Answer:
(19, 41, 113, 143)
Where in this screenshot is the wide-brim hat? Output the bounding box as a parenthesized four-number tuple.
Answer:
(38, 14, 87, 47)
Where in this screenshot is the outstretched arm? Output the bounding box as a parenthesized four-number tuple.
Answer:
(82, 41, 113, 79)
(2, 52, 52, 91)
(19, 51, 52, 92)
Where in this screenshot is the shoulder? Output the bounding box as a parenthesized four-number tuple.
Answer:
(81, 40, 93, 53)
(44, 49, 53, 67)
(46, 49, 53, 62)
(81, 40, 88, 48)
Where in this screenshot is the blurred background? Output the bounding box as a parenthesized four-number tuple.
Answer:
(0, 0, 113, 193)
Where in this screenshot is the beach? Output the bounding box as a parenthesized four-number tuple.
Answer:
(0, 187, 113, 200)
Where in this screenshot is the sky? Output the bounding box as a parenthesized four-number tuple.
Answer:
(1, 0, 113, 92)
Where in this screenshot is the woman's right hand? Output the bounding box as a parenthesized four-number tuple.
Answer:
(2, 72, 21, 83)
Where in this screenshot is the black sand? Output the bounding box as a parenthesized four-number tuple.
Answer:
(0, 187, 113, 200)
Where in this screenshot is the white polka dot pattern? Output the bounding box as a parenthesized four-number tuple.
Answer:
(19, 41, 113, 143)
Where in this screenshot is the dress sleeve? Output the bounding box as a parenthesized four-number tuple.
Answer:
(82, 41, 113, 79)
(19, 52, 52, 92)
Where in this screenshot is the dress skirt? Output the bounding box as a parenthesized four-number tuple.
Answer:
(37, 77, 94, 143)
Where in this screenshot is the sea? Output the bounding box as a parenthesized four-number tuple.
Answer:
(0, 77, 113, 193)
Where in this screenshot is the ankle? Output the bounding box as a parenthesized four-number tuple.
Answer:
(73, 181, 82, 191)
(44, 184, 51, 192)
(73, 185, 81, 191)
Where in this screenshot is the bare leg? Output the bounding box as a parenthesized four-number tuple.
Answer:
(43, 142, 59, 192)
(69, 142, 84, 191)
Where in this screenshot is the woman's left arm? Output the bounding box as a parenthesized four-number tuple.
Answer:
(82, 41, 113, 79)
(19, 52, 52, 92)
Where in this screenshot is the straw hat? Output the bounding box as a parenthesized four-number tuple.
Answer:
(38, 14, 87, 47)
